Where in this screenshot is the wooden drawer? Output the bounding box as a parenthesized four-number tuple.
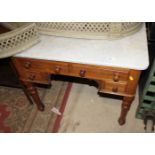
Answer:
(69, 63, 129, 82)
(19, 71, 50, 84)
(13, 58, 68, 74)
(99, 80, 127, 95)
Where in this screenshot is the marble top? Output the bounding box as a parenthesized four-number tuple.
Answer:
(15, 25, 149, 70)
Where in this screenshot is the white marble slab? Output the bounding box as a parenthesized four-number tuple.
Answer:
(15, 25, 149, 70)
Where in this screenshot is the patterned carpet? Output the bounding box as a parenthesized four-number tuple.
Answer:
(0, 81, 72, 133)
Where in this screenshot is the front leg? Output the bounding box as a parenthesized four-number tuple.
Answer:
(21, 81, 45, 111)
(118, 96, 134, 125)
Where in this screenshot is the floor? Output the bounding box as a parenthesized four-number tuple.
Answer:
(59, 82, 145, 133)
(0, 79, 145, 132)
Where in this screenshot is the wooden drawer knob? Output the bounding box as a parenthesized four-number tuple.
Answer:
(55, 66, 61, 74)
(24, 62, 31, 69)
(112, 85, 118, 92)
(28, 74, 36, 81)
(79, 70, 86, 77)
(113, 73, 119, 82)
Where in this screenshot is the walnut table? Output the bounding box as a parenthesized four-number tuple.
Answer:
(11, 25, 149, 125)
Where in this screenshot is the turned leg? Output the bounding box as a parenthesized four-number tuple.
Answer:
(21, 81, 45, 111)
(21, 83, 34, 105)
(118, 96, 134, 125)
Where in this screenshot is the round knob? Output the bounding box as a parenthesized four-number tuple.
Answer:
(55, 66, 61, 74)
(113, 73, 119, 82)
(24, 62, 31, 69)
(79, 70, 86, 77)
(112, 85, 118, 92)
(28, 74, 36, 81)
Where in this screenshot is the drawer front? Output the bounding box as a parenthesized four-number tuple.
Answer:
(19, 71, 50, 84)
(99, 81, 127, 95)
(69, 64, 129, 82)
(14, 58, 68, 74)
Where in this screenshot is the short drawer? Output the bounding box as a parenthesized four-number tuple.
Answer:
(13, 58, 69, 74)
(19, 71, 50, 84)
(99, 80, 127, 95)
